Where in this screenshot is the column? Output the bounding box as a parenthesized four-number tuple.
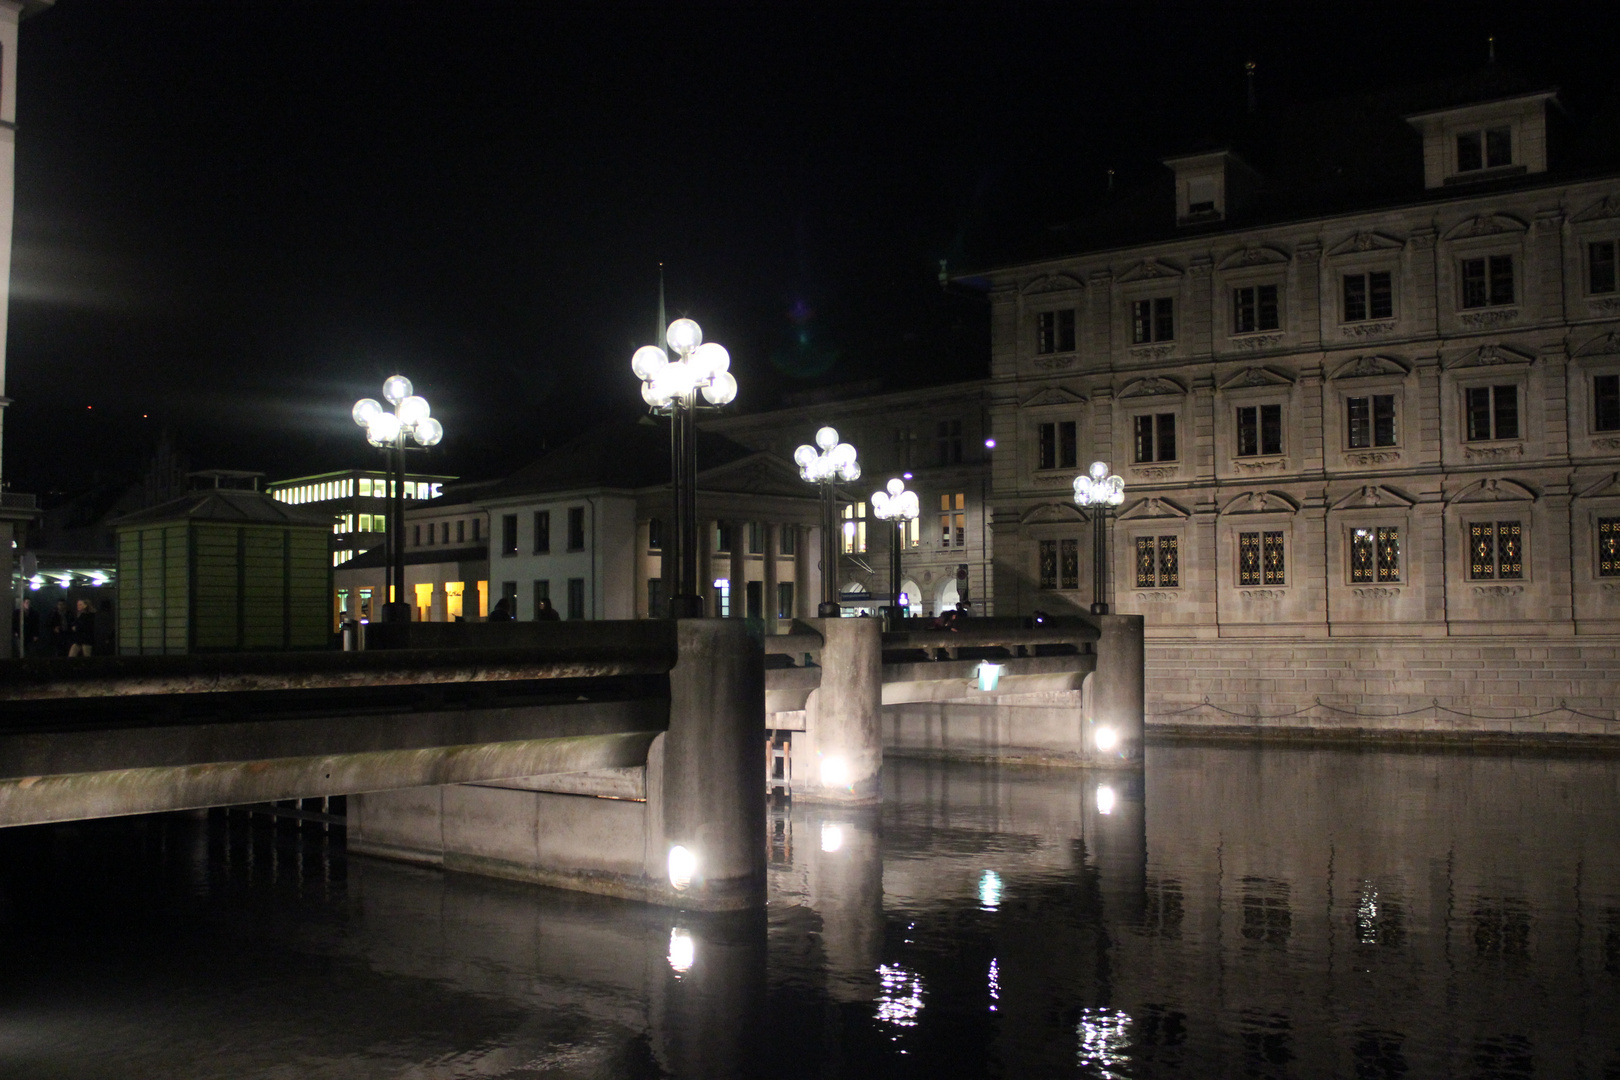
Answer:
(698, 519, 714, 618)
(634, 519, 652, 619)
(763, 523, 780, 634)
(795, 525, 814, 619)
(729, 519, 748, 618)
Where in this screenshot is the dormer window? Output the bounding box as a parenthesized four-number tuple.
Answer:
(1163, 150, 1260, 225)
(1457, 127, 1512, 172)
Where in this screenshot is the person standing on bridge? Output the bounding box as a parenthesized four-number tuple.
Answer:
(68, 599, 97, 657)
(487, 598, 514, 622)
(535, 597, 560, 621)
(43, 599, 71, 656)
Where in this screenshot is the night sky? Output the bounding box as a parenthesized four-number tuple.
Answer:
(4, 1, 1612, 498)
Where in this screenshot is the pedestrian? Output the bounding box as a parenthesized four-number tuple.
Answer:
(95, 600, 115, 654)
(535, 597, 560, 621)
(488, 597, 514, 622)
(12, 597, 39, 655)
(43, 599, 71, 656)
(68, 599, 96, 657)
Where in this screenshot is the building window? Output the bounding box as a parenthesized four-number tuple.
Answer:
(501, 514, 517, 555)
(1132, 297, 1175, 344)
(413, 524, 421, 547)
(1133, 413, 1177, 463)
(456, 519, 466, 544)
(841, 502, 867, 554)
(567, 507, 586, 551)
(1039, 540, 1057, 590)
(1036, 309, 1076, 354)
(1588, 240, 1619, 295)
(533, 579, 550, 618)
(748, 522, 765, 555)
(777, 581, 795, 619)
(1135, 536, 1179, 588)
(647, 578, 665, 618)
(1239, 530, 1285, 586)
(1469, 520, 1523, 580)
(1038, 420, 1078, 470)
(1595, 375, 1620, 432)
(1599, 518, 1620, 577)
(1457, 127, 1511, 172)
(1465, 385, 1519, 441)
(567, 578, 586, 619)
(472, 519, 481, 542)
(1350, 526, 1401, 583)
(1061, 537, 1079, 590)
(441, 522, 450, 545)
(937, 418, 963, 464)
(1236, 404, 1283, 456)
(715, 523, 731, 553)
(501, 581, 518, 611)
(1342, 271, 1393, 322)
(939, 493, 966, 548)
(1461, 255, 1514, 309)
(648, 518, 663, 551)
(780, 527, 796, 556)
(1347, 395, 1397, 448)
(1232, 284, 1279, 334)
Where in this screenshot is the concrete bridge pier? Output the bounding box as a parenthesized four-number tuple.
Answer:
(1085, 614, 1146, 767)
(350, 619, 767, 912)
(796, 617, 883, 802)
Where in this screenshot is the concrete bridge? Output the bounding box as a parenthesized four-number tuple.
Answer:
(0, 614, 1143, 911)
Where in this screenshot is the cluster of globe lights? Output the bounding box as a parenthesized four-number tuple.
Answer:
(871, 477, 920, 523)
(352, 375, 444, 448)
(631, 318, 738, 410)
(1072, 460, 1124, 508)
(795, 426, 862, 484)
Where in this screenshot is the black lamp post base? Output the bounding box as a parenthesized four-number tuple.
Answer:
(817, 601, 842, 618)
(380, 601, 414, 623)
(667, 594, 705, 619)
(1090, 602, 1110, 615)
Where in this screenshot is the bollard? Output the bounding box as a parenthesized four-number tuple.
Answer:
(1086, 613, 1145, 767)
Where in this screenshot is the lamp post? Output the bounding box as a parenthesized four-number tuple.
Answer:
(871, 477, 919, 619)
(1072, 460, 1124, 615)
(353, 376, 444, 622)
(795, 427, 861, 618)
(632, 318, 738, 618)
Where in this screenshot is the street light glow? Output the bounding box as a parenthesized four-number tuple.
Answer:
(667, 844, 697, 890)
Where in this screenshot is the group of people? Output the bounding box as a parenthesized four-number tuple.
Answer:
(12, 598, 104, 657)
(486, 597, 560, 622)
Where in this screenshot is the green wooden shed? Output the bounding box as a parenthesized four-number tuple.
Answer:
(114, 489, 334, 654)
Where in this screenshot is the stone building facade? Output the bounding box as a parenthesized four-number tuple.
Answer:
(967, 85, 1620, 726)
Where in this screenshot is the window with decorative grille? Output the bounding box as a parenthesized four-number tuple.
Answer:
(1135, 536, 1179, 588)
(1468, 520, 1523, 580)
(1349, 526, 1401, 583)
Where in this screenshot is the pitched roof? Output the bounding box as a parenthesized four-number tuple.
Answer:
(111, 489, 335, 528)
(484, 419, 758, 500)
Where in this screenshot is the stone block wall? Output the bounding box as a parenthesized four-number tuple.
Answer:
(1146, 637, 1620, 737)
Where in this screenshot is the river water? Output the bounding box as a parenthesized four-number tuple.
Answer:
(2, 745, 1618, 1078)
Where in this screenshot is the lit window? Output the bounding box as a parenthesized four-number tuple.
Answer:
(841, 502, 867, 554)
(1135, 536, 1179, 588)
(1350, 526, 1401, 583)
(1469, 520, 1523, 580)
(939, 493, 966, 548)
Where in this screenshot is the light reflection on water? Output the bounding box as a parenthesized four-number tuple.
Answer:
(0, 745, 1618, 1077)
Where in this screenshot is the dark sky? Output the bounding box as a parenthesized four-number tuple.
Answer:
(5, 1, 1613, 497)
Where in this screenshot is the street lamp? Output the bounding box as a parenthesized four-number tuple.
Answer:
(632, 318, 738, 618)
(871, 477, 919, 619)
(795, 426, 861, 618)
(1072, 460, 1124, 615)
(353, 376, 443, 622)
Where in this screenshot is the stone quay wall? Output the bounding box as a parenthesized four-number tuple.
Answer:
(1146, 637, 1620, 741)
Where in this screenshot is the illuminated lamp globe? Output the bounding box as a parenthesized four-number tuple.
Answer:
(842, 461, 862, 482)
(702, 370, 738, 406)
(383, 375, 413, 406)
(642, 381, 672, 408)
(665, 318, 702, 355)
(692, 341, 730, 378)
(794, 445, 818, 468)
(352, 398, 383, 427)
(829, 442, 856, 468)
(1088, 460, 1109, 482)
(368, 412, 402, 443)
(887, 478, 904, 497)
(414, 417, 444, 447)
(631, 345, 669, 381)
(816, 426, 839, 450)
(396, 395, 430, 426)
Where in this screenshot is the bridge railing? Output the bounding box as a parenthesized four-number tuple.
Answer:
(882, 615, 1098, 661)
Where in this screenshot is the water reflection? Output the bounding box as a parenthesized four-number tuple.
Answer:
(1, 746, 1618, 1077)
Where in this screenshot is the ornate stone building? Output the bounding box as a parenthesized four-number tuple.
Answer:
(966, 78, 1620, 725)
